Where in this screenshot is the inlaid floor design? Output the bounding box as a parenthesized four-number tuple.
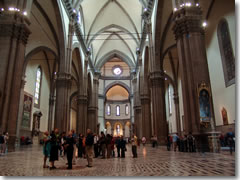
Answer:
(0, 144, 235, 176)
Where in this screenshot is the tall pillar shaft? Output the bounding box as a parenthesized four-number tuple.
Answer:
(0, 12, 30, 151)
(87, 75, 99, 133)
(76, 95, 88, 135)
(54, 73, 71, 132)
(54, 17, 74, 133)
(173, 93, 181, 135)
(140, 96, 151, 142)
(150, 72, 168, 144)
(173, 7, 214, 135)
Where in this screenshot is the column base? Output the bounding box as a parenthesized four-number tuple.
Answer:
(7, 135, 17, 152)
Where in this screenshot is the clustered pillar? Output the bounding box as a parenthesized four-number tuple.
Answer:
(0, 10, 31, 151)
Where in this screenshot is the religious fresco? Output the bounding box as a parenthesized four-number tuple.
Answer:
(21, 92, 33, 128)
(199, 89, 211, 121)
(198, 82, 212, 122)
(221, 107, 229, 125)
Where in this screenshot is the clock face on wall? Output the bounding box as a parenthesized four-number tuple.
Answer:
(113, 66, 122, 76)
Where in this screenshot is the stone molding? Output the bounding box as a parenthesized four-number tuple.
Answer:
(172, 7, 204, 40)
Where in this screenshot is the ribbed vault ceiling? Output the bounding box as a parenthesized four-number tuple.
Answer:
(73, 0, 146, 69)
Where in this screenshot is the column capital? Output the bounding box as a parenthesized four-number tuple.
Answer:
(172, 7, 204, 40)
(140, 95, 150, 104)
(77, 95, 88, 104)
(0, 17, 31, 45)
(150, 71, 165, 87)
(56, 72, 72, 86)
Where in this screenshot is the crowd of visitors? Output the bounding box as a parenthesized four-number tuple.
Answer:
(42, 128, 139, 170)
(166, 132, 196, 152)
(0, 132, 8, 155)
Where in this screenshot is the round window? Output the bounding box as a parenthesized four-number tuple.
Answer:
(113, 66, 122, 76)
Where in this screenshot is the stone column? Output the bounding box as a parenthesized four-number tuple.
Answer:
(54, 17, 74, 132)
(132, 75, 142, 139)
(76, 95, 88, 135)
(140, 95, 151, 142)
(0, 11, 31, 151)
(173, 92, 181, 135)
(48, 95, 55, 132)
(87, 73, 100, 133)
(172, 6, 215, 135)
(150, 71, 168, 145)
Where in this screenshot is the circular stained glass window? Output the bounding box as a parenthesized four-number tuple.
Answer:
(113, 66, 122, 76)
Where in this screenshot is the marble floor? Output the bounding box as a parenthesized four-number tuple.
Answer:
(0, 144, 235, 176)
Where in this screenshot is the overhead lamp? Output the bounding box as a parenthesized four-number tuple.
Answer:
(202, 21, 207, 27)
(23, 11, 27, 16)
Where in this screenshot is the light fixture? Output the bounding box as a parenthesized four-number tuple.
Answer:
(202, 21, 207, 27)
(144, 8, 148, 12)
(0, 8, 4, 11)
(23, 11, 27, 16)
(8, 7, 15, 11)
(174, 8, 177, 11)
(73, 9, 76, 14)
(196, 3, 199, 6)
(164, 70, 166, 73)
(165, 78, 167, 81)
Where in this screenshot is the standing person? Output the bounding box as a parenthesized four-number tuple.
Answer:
(65, 131, 74, 169)
(60, 132, 66, 157)
(142, 136, 146, 146)
(106, 134, 112, 158)
(93, 133, 99, 158)
(151, 136, 154, 147)
(187, 132, 194, 152)
(99, 131, 106, 159)
(154, 135, 158, 148)
(166, 134, 172, 151)
(111, 135, 115, 157)
(71, 129, 78, 164)
(131, 134, 138, 158)
(226, 129, 235, 155)
(172, 133, 179, 152)
(78, 133, 83, 158)
(43, 131, 51, 168)
(0, 132, 4, 155)
(119, 136, 126, 158)
(3, 132, 8, 154)
(115, 136, 121, 158)
(49, 129, 59, 170)
(85, 129, 94, 167)
(82, 135, 86, 158)
(183, 135, 188, 152)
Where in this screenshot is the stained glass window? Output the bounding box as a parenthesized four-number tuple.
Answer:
(34, 67, 42, 107)
(168, 86, 172, 115)
(107, 105, 111, 116)
(116, 105, 120, 116)
(116, 124, 120, 135)
(217, 19, 235, 87)
(125, 105, 129, 115)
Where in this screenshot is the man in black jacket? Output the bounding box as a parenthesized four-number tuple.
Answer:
(85, 129, 94, 167)
(65, 131, 74, 169)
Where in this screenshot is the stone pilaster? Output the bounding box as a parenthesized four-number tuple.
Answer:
(150, 71, 168, 145)
(172, 6, 215, 136)
(0, 11, 31, 151)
